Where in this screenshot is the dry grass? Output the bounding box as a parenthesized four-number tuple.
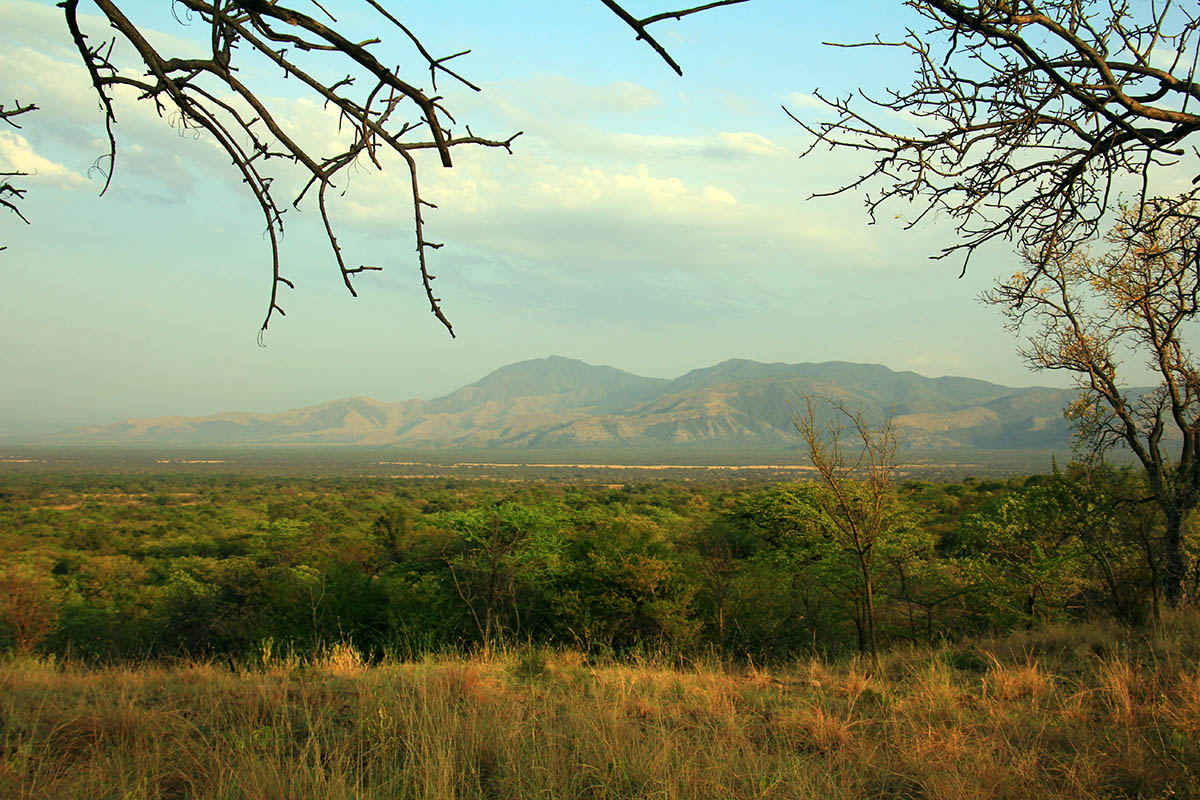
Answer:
(3, 614, 1200, 799)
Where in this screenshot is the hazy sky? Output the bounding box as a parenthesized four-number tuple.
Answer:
(2, 0, 1092, 428)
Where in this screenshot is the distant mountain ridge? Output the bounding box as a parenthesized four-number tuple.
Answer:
(55, 356, 1081, 450)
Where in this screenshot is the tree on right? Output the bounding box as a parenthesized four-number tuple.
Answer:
(797, 1, 1200, 608)
(986, 202, 1199, 607)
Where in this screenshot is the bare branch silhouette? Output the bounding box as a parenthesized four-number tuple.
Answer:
(40, 0, 733, 336)
(599, 0, 751, 76)
(791, 0, 1200, 287)
(0, 101, 37, 252)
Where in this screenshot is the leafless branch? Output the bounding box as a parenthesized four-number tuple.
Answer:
(51, 0, 729, 337)
(0, 101, 38, 251)
(0, 101, 37, 128)
(792, 0, 1200, 287)
(599, 0, 751, 76)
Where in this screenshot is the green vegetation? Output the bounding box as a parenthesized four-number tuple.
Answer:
(0, 465, 1194, 662)
(2, 463, 1198, 797)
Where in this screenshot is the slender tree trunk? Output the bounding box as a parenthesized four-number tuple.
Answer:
(896, 562, 917, 642)
(716, 595, 726, 645)
(1162, 510, 1188, 607)
(851, 606, 865, 654)
(863, 570, 879, 663)
(1138, 525, 1162, 623)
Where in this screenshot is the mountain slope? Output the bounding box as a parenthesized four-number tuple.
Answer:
(429, 355, 668, 415)
(53, 356, 1081, 450)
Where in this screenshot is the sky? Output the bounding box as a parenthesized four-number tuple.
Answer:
(0, 0, 1111, 429)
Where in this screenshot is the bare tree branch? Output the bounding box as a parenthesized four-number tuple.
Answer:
(37, 0, 732, 337)
(599, 0, 751, 76)
(0, 101, 38, 251)
(792, 0, 1200, 287)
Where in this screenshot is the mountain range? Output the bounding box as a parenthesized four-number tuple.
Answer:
(51, 356, 1081, 451)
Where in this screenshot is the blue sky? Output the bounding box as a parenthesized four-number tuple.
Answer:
(2, 0, 1074, 429)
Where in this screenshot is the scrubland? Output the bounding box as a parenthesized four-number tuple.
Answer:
(4, 612, 1199, 800)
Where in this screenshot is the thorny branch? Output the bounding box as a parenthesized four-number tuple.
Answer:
(0, 101, 38, 252)
(790, 0, 1200, 290)
(599, 0, 751, 76)
(43, 0, 730, 338)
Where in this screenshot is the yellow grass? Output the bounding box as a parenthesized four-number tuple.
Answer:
(2, 614, 1199, 799)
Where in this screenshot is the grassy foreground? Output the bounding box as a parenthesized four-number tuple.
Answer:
(2, 616, 1199, 800)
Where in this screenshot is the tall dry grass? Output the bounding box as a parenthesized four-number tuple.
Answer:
(2, 613, 1199, 799)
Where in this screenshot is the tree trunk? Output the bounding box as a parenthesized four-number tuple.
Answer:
(1163, 510, 1188, 607)
(863, 573, 879, 663)
(851, 607, 865, 655)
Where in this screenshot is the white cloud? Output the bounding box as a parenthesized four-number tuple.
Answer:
(598, 81, 662, 112)
(784, 92, 830, 112)
(483, 74, 662, 120)
(703, 185, 737, 204)
(1149, 45, 1198, 75)
(337, 152, 742, 226)
(468, 75, 792, 164)
(0, 0, 206, 61)
(322, 136, 890, 287)
(0, 132, 89, 189)
(715, 131, 789, 158)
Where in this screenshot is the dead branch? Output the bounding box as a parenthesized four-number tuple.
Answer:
(0, 101, 38, 251)
(791, 0, 1200, 287)
(600, 0, 751, 75)
(49, 0, 732, 336)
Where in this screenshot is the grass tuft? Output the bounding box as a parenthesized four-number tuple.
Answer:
(2, 612, 1199, 799)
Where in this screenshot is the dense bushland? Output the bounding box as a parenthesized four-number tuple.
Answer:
(1, 467, 1194, 662)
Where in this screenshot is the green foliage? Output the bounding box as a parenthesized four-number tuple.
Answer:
(0, 467, 1182, 663)
(958, 474, 1090, 626)
(956, 468, 1163, 629)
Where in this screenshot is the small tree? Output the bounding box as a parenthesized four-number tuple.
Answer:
(0, 565, 61, 656)
(728, 482, 846, 654)
(440, 501, 566, 648)
(987, 203, 1200, 606)
(794, 397, 915, 661)
(957, 474, 1089, 625)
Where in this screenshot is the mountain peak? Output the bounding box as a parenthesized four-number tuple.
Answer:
(429, 356, 668, 414)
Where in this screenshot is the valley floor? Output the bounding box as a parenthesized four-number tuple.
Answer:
(3, 614, 1199, 800)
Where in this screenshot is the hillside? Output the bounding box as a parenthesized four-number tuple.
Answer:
(54, 356, 1080, 450)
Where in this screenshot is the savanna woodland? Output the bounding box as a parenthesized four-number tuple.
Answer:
(5, 1, 1200, 798)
